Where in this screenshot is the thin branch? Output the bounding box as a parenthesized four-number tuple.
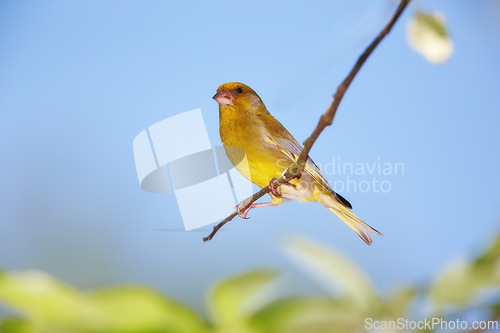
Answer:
(204, 0, 410, 242)
(297, 0, 410, 168)
(203, 177, 292, 242)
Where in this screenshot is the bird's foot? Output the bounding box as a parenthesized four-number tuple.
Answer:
(235, 204, 251, 219)
(269, 178, 282, 197)
(235, 201, 278, 219)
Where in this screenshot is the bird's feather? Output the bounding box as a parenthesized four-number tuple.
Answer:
(260, 113, 352, 209)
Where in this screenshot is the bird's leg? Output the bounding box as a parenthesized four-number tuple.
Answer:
(235, 202, 277, 219)
(235, 186, 283, 219)
(235, 178, 285, 219)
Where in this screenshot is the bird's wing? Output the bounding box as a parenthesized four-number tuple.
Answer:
(260, 114, 352, 209)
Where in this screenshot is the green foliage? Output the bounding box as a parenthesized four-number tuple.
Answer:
(430, 235, 500, 308)
(209, 269, 278, 332)
(283, 236, 378, 309)
(0, 271, 207, 333)
(406, 10, 454, 63)
(1, 234, 499, 333)
(251, 297, 360, 333)
(381, 287, 417, 320)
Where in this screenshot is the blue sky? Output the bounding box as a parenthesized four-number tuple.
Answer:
(0, 0, 499, 312)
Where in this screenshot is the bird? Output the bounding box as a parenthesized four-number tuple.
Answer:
(213, 82, 381, 245)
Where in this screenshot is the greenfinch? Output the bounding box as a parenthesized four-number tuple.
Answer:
(213, 82, 381, 245)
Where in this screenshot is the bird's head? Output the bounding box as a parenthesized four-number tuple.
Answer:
(213, 82, 265, 114)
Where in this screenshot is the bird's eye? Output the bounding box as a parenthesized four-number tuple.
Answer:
(235, 87, 243, 94)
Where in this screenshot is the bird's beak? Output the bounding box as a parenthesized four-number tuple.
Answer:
(213, 89, 234, 106)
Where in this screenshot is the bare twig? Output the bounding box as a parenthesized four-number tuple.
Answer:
(204, 0, 410, 242)
(203, 174, 295, 242)
(298, 0, 410, 168)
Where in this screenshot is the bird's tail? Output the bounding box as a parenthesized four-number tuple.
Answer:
(325, 200, 382, 246)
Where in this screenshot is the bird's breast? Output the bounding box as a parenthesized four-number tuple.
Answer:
(219, 111, 288, 188)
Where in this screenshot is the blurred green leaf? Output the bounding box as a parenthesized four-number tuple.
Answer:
(209, 269, 278, 326)
(283, 236, 377, 310)
(0, 270, 84, 331)
(0, 271, 208, 333)
(407, 10, 453, 63)
(382, 287, 416, 320)
(431, 260, 481, 307)
(430, 233, 500, 308)
(474, 234, 500, 273)
(85, 287, 208, 333)
(0, 318, 37, 333)
(250, 296, 363, 333)
(492, 302, 500, 317)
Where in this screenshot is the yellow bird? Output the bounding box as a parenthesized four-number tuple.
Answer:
(213, 82, 381, 245)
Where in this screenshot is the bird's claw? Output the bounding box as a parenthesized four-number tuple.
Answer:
(235, 204, 250, 219)
(269, 178, 282, 197)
